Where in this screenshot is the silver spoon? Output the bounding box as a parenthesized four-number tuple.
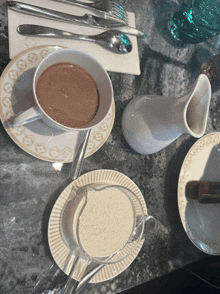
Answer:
(17, 24, 132, 54)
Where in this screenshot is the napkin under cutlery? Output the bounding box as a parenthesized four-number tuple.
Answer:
(8, 0, 141, 75)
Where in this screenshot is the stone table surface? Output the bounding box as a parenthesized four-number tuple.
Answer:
(0, 0, 220, 293)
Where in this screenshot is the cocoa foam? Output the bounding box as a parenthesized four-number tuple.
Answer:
(36, 62, 99, 128)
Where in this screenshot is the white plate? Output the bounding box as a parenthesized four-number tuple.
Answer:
(0, 45, 115, 162)
(48, 169, 148, 283)
(178, 132, 220, 255)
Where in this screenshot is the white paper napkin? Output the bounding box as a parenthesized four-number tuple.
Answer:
(8, 0, 141, 75)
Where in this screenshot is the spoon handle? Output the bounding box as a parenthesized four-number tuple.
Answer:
(75, 263, 105, 293)
(70, 129, 91, 181)
(17, 24, 93, 42)
(62, 256, 91, 294)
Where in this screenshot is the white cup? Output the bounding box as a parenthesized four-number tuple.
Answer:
(13, 49, 113, 131)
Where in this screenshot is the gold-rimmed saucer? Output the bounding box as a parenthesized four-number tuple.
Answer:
(0, 45, 115, 162)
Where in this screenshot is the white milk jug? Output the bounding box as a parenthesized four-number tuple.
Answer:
(122, 74, 212, 155)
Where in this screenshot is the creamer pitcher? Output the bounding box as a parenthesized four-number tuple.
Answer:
(122, 74, 212, 155)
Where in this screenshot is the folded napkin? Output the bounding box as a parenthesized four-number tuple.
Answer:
(8, 0, 141, 75)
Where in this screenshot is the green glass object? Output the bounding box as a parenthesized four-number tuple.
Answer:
(169, 1, 220, 44)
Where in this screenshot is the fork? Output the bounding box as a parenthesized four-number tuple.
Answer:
(55, 0, 129, 25)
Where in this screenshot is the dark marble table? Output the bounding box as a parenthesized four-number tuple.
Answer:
(0, 0, 220, 293)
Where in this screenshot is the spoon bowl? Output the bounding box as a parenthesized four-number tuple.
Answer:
(17, 24, 132, 54)
(92, 30, 132, 53)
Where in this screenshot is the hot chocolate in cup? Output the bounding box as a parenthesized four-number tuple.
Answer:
(13, 49, 113, 131)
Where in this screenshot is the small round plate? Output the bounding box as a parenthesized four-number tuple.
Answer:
(0, 45, 115, 162)
(48, 169, 148, 283)
(178, 132, 220, 255)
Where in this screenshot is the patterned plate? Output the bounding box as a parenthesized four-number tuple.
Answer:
(178, 132, 220, 255)
(0, 45, 115, 162)
(48, 169, 148, 283)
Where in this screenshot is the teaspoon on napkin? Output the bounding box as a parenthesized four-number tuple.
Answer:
(17, 24, 132, 53)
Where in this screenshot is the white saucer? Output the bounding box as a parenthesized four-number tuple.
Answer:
(178, 132, 220, 255)
(0, 45, 115, 162)
(48, 169, 148, 283)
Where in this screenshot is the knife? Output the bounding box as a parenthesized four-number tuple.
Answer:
(7, 1, 145, 37)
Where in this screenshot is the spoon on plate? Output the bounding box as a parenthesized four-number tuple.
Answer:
(17, 24, 132, 54)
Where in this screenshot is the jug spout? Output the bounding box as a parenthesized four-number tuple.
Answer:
(175, 74, 212, 137)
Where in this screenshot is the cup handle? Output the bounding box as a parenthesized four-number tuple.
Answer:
(13, 107, 42, 126)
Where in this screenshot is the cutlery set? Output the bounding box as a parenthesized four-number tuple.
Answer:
(7, 0, 144, 53)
